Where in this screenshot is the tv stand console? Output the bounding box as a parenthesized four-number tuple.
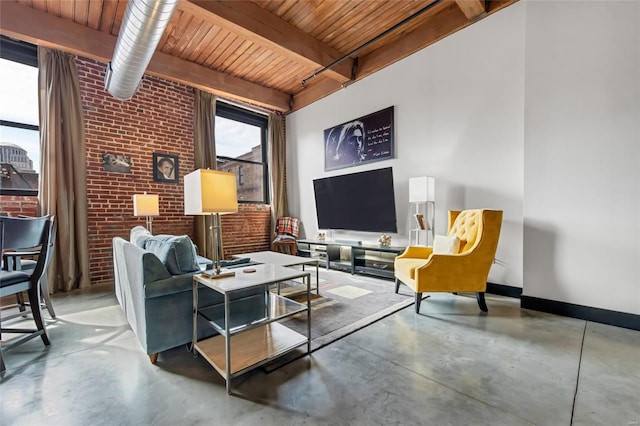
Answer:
(296, 239, 406, 280)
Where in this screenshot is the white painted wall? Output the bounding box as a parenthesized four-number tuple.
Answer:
(523, 0, 640, 314)
(287, 0, 640, 315)
(287, 4, 525, 288)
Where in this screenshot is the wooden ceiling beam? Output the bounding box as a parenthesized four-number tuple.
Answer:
(291, 0, 519, 111)
(0, 1, 290, 112)
(455, 0, 487, 21)
(181, 0, 353, 84)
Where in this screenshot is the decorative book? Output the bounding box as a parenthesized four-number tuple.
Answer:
(415, 214, 426, 230)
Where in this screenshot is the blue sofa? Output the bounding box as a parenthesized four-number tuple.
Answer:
(112, 227, 259, 363)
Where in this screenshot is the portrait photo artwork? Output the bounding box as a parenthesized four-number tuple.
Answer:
(153, 153, 179, 183)
(324, 106, 394, 171)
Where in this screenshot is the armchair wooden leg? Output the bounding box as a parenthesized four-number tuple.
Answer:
(149, 353, 158, 364)
(395, 279, 400, 294)
(415, 292, 423, 313)
(477, 292, 488, 312)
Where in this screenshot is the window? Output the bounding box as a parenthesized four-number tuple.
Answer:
(238, 165, 244, 186)
(215, 102, 269, 203)
(0, 36, 39, 196)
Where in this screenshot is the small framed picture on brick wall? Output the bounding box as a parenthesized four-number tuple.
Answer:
(102, 152, 132, 173)
(153, 153, 179, 184)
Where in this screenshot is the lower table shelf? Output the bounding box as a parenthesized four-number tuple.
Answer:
(194, 322, 307, 377)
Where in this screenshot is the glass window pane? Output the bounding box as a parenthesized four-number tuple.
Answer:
(0, 58, 39, 125)
(0, 55, 39, 194)
(0, 126, 39, 171)
(215, 116, 261, 159)
(217, 159, 264, 202)
(0, 125, 39, 191)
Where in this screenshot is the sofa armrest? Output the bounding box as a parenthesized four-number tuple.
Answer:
(413, 251, 488, 292)
(113, 237, 173, 351)
(144, 273, 196, 299)
(397, 246, 433, 259)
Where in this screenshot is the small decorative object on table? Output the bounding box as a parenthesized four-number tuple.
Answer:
(378, 234, 391, 247)
(315, 232, 326, 241)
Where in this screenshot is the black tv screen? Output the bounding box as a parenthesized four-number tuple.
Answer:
(313, 167, 398, 233)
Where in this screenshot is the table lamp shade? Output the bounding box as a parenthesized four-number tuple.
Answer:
(184, 169, 238, 215)
(133, 194, 160, 216)
(409, 176, 435, 203)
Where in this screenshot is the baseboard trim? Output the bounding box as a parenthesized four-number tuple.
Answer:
(521, 296, 640, 331)
(486, 283, 522, 298)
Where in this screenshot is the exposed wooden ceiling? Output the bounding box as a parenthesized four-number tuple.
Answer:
(0, 0, 518, 113)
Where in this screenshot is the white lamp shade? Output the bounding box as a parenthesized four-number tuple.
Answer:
(184, 169, 238, 215)
(409, 176, 435, 203)
(133, 194, 159, 216)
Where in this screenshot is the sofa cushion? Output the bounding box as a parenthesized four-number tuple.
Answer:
(141, 252, 172, 284)
(144, 235, 200, 275)
(130, 226, 152, 248)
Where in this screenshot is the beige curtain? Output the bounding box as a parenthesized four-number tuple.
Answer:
(269, 113, 287, 240)
(37, 47, 90, 292)
(192, 89, 217, 259)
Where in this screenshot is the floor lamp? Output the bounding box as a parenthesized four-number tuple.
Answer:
(184, 169, 238, 278)
(133, 193, 159, 233)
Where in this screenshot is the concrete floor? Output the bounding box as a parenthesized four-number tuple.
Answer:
(1, 286, 639, 426)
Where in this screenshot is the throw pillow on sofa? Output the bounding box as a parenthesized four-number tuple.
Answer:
(130, 226, 153, 248)
(144, 235, 200, 275)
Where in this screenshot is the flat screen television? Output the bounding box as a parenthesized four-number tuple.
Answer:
(313, 167, 398, 233)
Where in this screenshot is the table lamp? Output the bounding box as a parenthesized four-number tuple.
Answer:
(133, 193, 159, 233)
(184, 169, 238, 277)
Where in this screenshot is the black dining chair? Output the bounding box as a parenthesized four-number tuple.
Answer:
(10, 216, 57, 319)
(0, 215, 52, 373)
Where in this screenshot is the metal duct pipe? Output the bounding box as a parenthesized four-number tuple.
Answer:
(105, 0, 178, 100)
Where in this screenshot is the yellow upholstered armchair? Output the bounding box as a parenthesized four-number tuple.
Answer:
(394, 209, 503, 313)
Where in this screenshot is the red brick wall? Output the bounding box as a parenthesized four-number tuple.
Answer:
(0, 195, 38, 216)
(76, 57, 271, 284)
(223, 203, 272, 256)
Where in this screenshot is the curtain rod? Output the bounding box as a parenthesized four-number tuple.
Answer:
(301, 0, 443, 87)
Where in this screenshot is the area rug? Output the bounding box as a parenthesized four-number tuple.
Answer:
(264, 267, 414, 370)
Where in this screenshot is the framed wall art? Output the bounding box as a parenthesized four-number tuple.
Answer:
(102, 152, 132, 173)
(324, 106, 394, 171)
(153, 153, 179, 183)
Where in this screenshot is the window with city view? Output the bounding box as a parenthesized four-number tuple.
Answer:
(215, 102, 268, 203)
(0, 36, 39, 196)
